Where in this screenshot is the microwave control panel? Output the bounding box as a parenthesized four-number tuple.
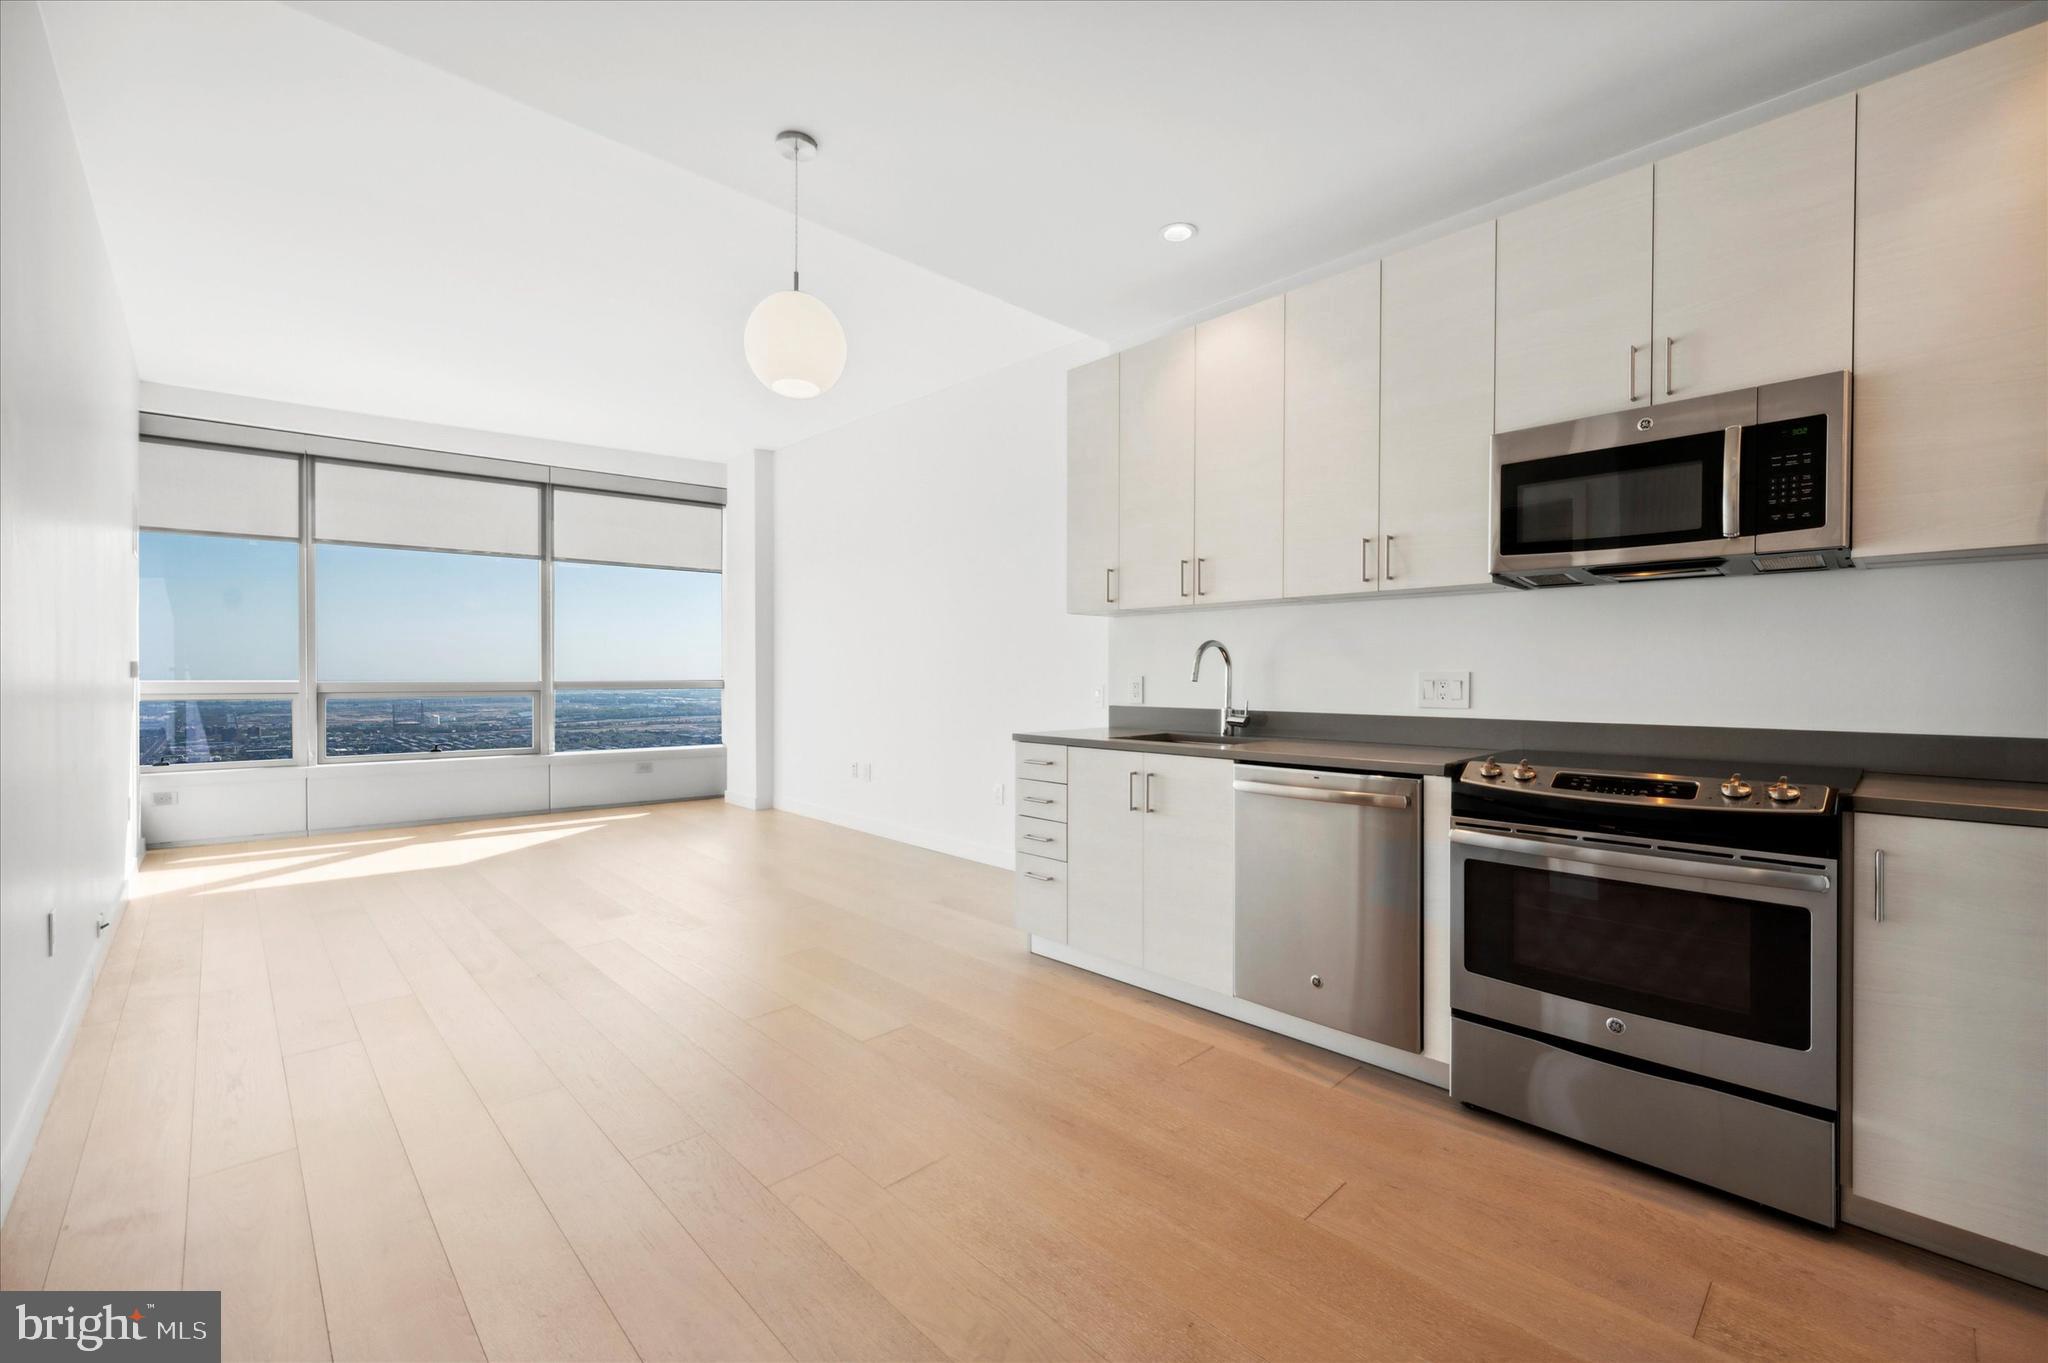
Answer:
(1741, 415, 1828, 533)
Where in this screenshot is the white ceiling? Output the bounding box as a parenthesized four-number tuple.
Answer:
(42, 0, 2030, 462)
(287, 0, 2026, 341)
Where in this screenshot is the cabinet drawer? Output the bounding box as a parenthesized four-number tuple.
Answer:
(1015, 816, 1068, 862)
(1015, 743, 1068, 783)
(1017, 779, 1068, 822)
(1015, 853, 1068, 940)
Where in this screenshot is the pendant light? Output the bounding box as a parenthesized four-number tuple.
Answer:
(744, 129, 847, 399)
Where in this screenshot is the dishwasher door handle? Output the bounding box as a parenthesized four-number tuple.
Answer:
(1232, 779, 1411, 810)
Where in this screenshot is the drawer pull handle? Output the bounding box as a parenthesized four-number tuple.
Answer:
(1023, 796, 1056, 805)
(1023, 759, 1055, 766)
(1022, 833, 1055, 843)
(1024, 871, 1056, 883)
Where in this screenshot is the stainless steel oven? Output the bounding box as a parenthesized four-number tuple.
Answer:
(1490, 371, 1850, 587)
(1449, 753, 1850, 1224)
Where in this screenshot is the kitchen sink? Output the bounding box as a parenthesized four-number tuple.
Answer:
(1120, 731, 1254, 746)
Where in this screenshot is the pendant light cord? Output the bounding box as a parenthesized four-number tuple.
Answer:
(791, 141, 801, 293)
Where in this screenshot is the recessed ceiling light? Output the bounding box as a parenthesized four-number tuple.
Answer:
(1160, 222, 1199, 243)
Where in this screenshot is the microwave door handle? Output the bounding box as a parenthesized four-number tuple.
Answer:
(1723, 425, 1743, 539)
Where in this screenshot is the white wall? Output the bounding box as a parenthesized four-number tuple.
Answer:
(0, 0, 141, 1216)
(773, 346, 1111, 866)
(1112, 557, 2048, 739)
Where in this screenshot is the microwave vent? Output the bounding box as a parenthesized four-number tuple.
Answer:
(1523, 572, 1580, 588)
(1755, 553, 1827, 573)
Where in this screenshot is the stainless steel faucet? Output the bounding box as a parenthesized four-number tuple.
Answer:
(1191, 639, 1251, 737)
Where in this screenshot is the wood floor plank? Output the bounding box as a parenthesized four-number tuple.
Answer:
(190, 896, 295, 1177)
(260, 894, 355, 1055)
(285, 1040, 483, 1363)
(490, 1087, 791, 1363)
(184, 1148, 331, 1363)
(775, 1155, 1098, 1363)
(314, 905, 411, 1006)
(634, 1135, 946, 1362)
(0, 899, 150, 1289)
(349, 996, 635, 1363)
(43, 898, 203, 1291)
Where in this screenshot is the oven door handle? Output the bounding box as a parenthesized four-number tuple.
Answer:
(1450, 827, 1831, 894)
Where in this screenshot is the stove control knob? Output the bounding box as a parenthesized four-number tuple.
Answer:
(1477, 758, 1503, 780)
(1720, 774, 1753, 800)
(1511, 760, 1538, 783)
(1766, 776, 1802, 804)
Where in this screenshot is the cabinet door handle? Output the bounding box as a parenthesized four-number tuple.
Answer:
(1023, 758, 1055, 766)
(1872, 849, 1887, 922)
(1144, 772, 1157, 813)
(1127, 769, 1140, 811)
(1024, 871, 1056, 883)
(1665, 336, 1676, 397)
(1384, 534, 1398, 581)
(1106, 567, 1116, 604)
(1022, 833, 1055, 843)
(1628, 344, 1640, 403)
(1361, 536, 1373, 582)
(1195, 558, 1207, 595)
(1023, 795, 1056, 805)
(1179, 559, 1191, 597)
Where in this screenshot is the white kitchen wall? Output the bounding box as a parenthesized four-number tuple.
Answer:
(0, 1, 141, 1216)
(773, 345, 1111, 866)
(1112, 557, 2048, 738)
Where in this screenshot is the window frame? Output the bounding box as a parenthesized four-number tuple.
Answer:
(137, 445, 726, 772)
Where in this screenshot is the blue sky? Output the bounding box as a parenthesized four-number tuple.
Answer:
(141, 533, 722, 683)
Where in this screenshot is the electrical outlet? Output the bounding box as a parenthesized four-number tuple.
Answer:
(850, 761, 860, 779)
(862, 763, 873, 782)
(994, 782, 1006, 806)
(1127, 677, 1145, 704)
(1091, 685, 1104, 709)
(1417, 671, 1471, 710)
(150, 790, 179, 806)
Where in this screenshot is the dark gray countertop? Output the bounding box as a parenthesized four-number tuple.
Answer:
(1013, 727, 1486, 777)
(1848, 773, 2048, 829)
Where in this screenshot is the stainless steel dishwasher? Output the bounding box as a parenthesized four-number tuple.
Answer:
(1233, 764, 1422, 1051)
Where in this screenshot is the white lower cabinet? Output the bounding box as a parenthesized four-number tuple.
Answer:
(1848, 813, 2048, 1270)
(1062, 746, 1145, 965)
(1137, 753, 1236, 995)
(1047, 746, 1234, 994)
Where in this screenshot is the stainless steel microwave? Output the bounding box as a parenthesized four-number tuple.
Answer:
(1490, 371, 1850, 588)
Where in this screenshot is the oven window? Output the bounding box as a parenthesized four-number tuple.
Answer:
(1464, 860, 1811, 1049)
(1499, 431, 1724, 555)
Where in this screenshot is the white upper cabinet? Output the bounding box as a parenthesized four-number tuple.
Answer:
(1065, 355, 1120, 613)
(1117, 329, 1196, 609)
(1284, 261, 1381, 598)
(1378, 220, 1497, 593)
(1652, 95, 1855, 400)
(1495, 166, 1652, 432)
(1194, 297, 1285, 604)
(1852, 25, 2048, 561)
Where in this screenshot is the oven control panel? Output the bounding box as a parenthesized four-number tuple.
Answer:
(1463, 758, 1834, 813)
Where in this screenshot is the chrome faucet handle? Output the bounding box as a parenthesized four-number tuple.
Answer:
(1224, 704, 1251, 734)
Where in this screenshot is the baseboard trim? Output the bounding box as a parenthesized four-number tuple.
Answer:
(1842, 1191, 2048, 1290)
(771, 796, 1012, 869)
(1029, 935, 1450, 1089)
(0, 883, 127, 1222)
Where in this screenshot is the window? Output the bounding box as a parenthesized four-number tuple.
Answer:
(315, 544, 540, 683)
(140, 532, 299, 681)
(136, 438, 725, 769)
(323, 695, 536, 758)
(140, 699, 294, 766)
(552, 558, 722, 751)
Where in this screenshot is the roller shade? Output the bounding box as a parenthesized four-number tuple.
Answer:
(552, 488, 722, 571)
(315, 461, 541, 557)
(140, 442, 300, 539)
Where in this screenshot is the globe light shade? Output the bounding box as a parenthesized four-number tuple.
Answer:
(743, 289, 847, 399)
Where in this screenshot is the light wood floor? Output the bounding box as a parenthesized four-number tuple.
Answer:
(3, 800, 2042, 1362)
